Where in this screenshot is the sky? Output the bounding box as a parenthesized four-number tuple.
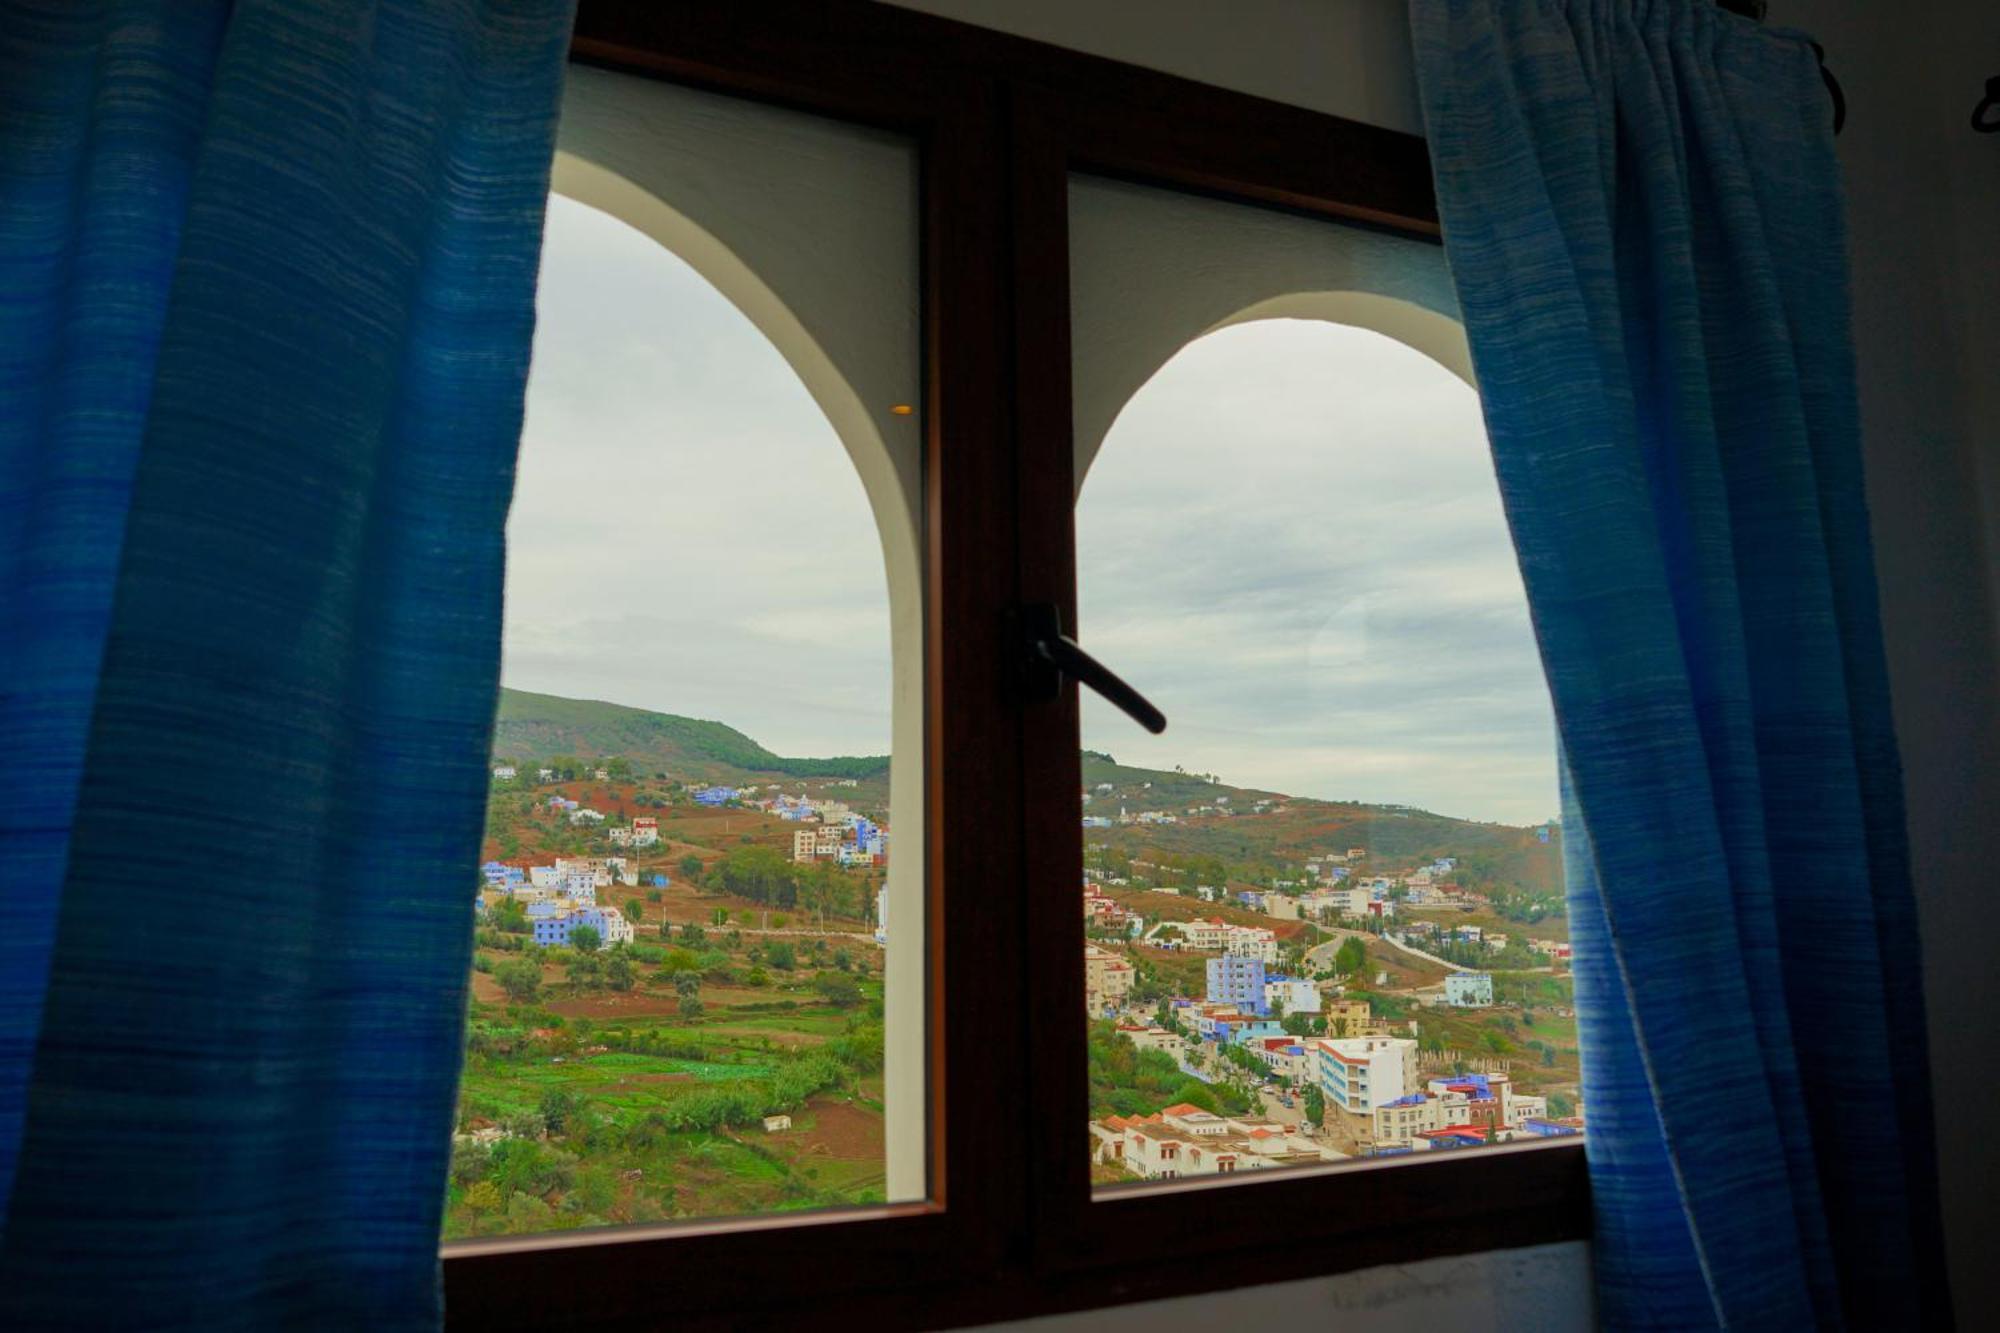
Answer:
(503, 195, 1558, 824)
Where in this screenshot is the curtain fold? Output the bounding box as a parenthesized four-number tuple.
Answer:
(1411, 2, 1946, 1328)
(0, 1, 572, 1327)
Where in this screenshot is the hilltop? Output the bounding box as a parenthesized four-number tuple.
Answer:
(491, 690, 1558, 898)
(492, 688, 889, 784)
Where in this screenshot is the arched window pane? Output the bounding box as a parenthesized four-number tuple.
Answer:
(448, 70, 923, 1240)
(1071, 179, 1574, 1192)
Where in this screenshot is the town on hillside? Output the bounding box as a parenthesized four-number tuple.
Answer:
(1078, 824, 1582, 1181)
(448, 751, 894, 1239)
(452, 696, 1574, 1235)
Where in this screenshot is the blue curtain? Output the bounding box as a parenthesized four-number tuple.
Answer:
(1411, 2, 1947, 1328)
(0, 2, 571, 1326)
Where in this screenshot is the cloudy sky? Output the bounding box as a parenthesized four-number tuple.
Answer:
(504, 196, 1558, 824)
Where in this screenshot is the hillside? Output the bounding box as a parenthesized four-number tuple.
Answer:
(1080, 749, 1280, 809)
(491, 690, 1559, 898)
(492, 688, 889, 783)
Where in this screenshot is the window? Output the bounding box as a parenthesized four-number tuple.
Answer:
(1073, 253, 1573, 1185)
(447, 69, 925, 1240)
(443, 4, 1588, 1325)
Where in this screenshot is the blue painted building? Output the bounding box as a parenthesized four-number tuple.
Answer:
(1205, 954, 1269, 1014)
(1518, 1117, 1582, 1138)
(1213, 1017, 1284, 1046)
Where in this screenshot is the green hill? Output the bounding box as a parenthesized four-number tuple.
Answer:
(492, 688, 888, 782)
(489, 690, 1558, 897)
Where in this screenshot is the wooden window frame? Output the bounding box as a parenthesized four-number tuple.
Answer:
(442, 3, 1589, 1328)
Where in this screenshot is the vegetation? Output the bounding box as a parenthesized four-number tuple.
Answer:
(494, 687, 888, 781)
(1086, 1021, 1252, 1120)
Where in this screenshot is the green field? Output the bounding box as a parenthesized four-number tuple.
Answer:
(445, 979, 889, 1238)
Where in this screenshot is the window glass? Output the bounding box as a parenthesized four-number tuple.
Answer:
(446, 69, 922, 1240)
(1070, 179, 1575, 1191)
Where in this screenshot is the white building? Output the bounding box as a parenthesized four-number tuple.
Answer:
(1444, 972, 1495, 1007)
(491, 764, 516, 780)
(1118, 1024, 1187, 1062)
(531, 905, 632, 949)
(631, 816, 659, 847)
(1219, 923, 1279, 963)
(595, 905, 635, 946)
(1170, 918, 1225, 950)
(1092, 1107, 1340, 1180)
(1314, 1035, 1419, 1114)
(1264, 976, 1320, 1016)
(1084, 945, 1136, 1018)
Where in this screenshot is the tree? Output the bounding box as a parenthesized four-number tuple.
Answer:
(461, 1180, 502, 1213)
(538, 1087, 585, 1135)
(495, 960, 541, 1005)
(1281, 1011, 1320, 1038)
(764, 941, 797, 972)
(569, 925, 602, 954)
(672, 970, 702, 1000)
(679, 997, 705, 1021)
(679, 854, 704, 884)
(680, 922, 707, 947)
(605, 949, 636, 992)
(491, 897, 529, 935)
(1302, 1084, 1326, 1127)
(625, 897, 645, 925)
(566, 948, 603, 989)
(1168, 1081, 1221, 1115)
(1547, 1091, 1577, 1118)
(1333, 936, 1367, 977)
(811, 972, 863, 1007)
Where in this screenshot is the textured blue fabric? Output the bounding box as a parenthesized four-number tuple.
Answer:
(0, 0, 230, 1227)
(0, 2, 571, 1327)
(1411, 3, 1947, 1328)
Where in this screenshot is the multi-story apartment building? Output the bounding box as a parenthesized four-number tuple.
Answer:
(1263, 975, 1319, 1016)
(1205, 954, 1267, 1013)
(1219, 923, 1280, 963)
(1083, 944, 1135, 1018)
(1323, 996, 1374, 1037)
(1313, 1035, 1418, 1114)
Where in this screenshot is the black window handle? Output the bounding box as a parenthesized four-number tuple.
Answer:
(1015, 602, 1167, 735)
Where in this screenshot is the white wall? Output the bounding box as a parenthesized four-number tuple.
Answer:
(1766, 3, 2000, 1324)
(889, 0, 2000, 1328)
